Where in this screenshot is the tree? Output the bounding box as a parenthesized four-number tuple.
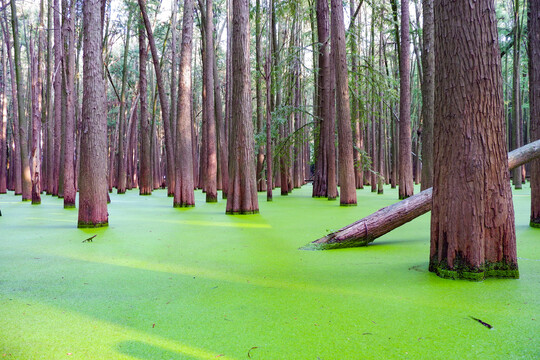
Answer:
(53, 0, 62, 196)
(139, 0, 176, 197)
(420, 0, 434, 190)
(226, 0, 258, 214)
(430, 0, 518, 280)
(530, 0, 540, 227)
(330, 0, 356, 205)
(0, 31, 6, 194)
(139, 15, 152, 195)
(511, 0, 523, 189)
(10, 0, 31, 201)
(398, 0, 413, 199)
(174, 0, 196, 208)
(78, 0, 108, 228)
(63, 0, 76, 208)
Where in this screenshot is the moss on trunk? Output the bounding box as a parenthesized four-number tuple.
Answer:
(429, 257, 519, 281)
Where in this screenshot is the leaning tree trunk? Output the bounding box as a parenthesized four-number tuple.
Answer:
(398, 0, 414, 199)
(226, 0, 259, 214)
(304, 139, 540, 251)
(330, 0, 356, 206)
(530, 0, 540, 227)
(139, 0, 175, 196)
(430, 0, 517, 280)
(10, 0, 31, 201)
(420, 0, 434, 190)
(173, 0, 195, 208)
(78, 0, 108, 228)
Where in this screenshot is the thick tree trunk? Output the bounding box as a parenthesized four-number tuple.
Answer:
(10, 0, 31, 201)
(398, 0, 413, 199)
(173, 0, 195, 208)
(330, 0, 356, 205)
(430, 0, 517, 280)
(226, 0, 259, 214)
(202, 0, 217, 202)
(63, 0, 76, 208)
(116, 15, 131, 194)
(420, 0, 434, 190)
(530, 0, 540, 227)
(0, 36, 6, 194)
(78, 0, 108, 228)
(139, 16, 152, 195)
(306, 140, 540, 250)
(139, 0, 175, 196)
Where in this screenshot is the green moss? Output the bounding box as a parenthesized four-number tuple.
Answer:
(225, 209, 260, 215)
(64, 204, 76, 209)
(530, 217, 540, 228)
(430, 257, 519, 281)
(173, 203, 195, 208)
(77, 221, 109, 228)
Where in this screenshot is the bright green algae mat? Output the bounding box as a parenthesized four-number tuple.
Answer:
(0, 184, 538, 359)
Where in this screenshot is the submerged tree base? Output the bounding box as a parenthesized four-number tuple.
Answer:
(173, 203, 195, 208)
(429, 258, 519, 281)
(77, 221, 109, 229)
(530, 218, 540, 228)
(226, 210, 260, 215)
(64, 204, 76, 209)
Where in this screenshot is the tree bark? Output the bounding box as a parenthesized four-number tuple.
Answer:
(116, 15, 132, 194)
(398, 0, 413, 199)
(138, 0, 175, 196)
(0, 33, 6, 194)
(139, 15, 152, 195)
(10, 0, 30, 200)
(430, 0, 517, 280)
(330, 0, 356, 205)
(226, 0, 258, 214)
(255, 0, 265, 192)
(173, 0, 195, 207)
(63, 0, 76, 208)
(305, 139, 540, 250)
(78, 0, 108, 228)
(512, 1, 523, 189)
(420, 0, 434, 190)
(530, 0, 540, 227)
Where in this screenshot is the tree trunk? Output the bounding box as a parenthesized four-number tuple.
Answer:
(530, 0, 540, 227)
(330, 0, 356, 205)
(63, 0, 76, 208)
(52, 0, 62, 196)
(213, 37, 228, 199)
(0, 34, 6, 194)
(173, 0, 195, 207)
(255, 0, 265, 192)
(10, 0, 31, 201)
(202, 0, 217, 202)
(512, 2, 523, 189)
(139, 0, 175, 196)
(264, 0, 273, 202)
(116, 15, 132, 194)
(139, 16, 152, 195)
(398, 0, 413, 199)
(420, 0, 434, 190)
(430, 0, 517, 280)
(226, 0, 258, 214)
(78, 0, 108, 228)
(46, 0, 54, 194)
(306, 139, 540, 250)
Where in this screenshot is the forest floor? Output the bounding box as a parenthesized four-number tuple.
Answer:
(0, 184, 538, 359)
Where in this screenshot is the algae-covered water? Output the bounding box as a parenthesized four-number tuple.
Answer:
(0, 184, 538, 359)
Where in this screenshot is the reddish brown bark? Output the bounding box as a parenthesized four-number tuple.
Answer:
(173, 0, 195, 208)
(430, 0, 517, 280)
(530, 0, 540, 227)
(226, 0, 258, 214)
(63, 0, 76, 208)
(78, 0, 108, 228)
(0, 37, 6, 194)
(30, 34, 41, 204)
(420, 0, 434, 190)
(139, 16, 152, 195)
(398, 0, 413, 199)
(52, 0, 62, 196)
(330, 0, 356, 206)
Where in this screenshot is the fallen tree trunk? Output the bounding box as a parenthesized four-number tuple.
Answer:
(303, 139, 540, 250)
